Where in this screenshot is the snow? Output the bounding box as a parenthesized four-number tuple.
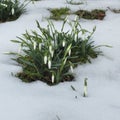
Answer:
(0, 0, 120, 120)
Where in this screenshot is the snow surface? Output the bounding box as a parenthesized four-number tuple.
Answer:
(0, 0, 120, 120)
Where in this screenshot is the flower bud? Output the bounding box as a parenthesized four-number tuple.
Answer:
(11, 8, 14, 15)
(44, 56, 47, 64)
(62, 40, 65, 47)
(33, 42, 36, 50)
(70, 65, 73, 73)
(48, 60, 51, 69)
(68, 49, 71, 56)
(52, 73, 54, 83)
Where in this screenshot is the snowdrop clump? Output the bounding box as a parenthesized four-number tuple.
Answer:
(0, 0, 29, 22)
(10, 18, 101, 85)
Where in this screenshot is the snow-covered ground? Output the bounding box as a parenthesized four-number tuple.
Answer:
(0, 0, 120, 120)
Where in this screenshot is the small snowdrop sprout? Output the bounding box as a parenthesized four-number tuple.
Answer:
(83, 78, 88, 97)
(44, 55, 47, 64)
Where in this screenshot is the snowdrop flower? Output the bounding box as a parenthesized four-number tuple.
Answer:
(74, 15, 79, 21)
(1, 3, 7, 7)
(51, 50, 54, 57)
(49, 45, 52, 53)
(33, 42, 36, 50)
(11, 0, 15, 3)
(70, 65, 73, 73)
(68, 49, 71, 56)
(48, 60, 51, 69)
(52, 73, 54, 83)
(62, 40, 65, 47)
(44, 55, 47, 64)
(39, 43, 41, 50)
(74, 35, 77, 42)
(11, 8, 14, 15)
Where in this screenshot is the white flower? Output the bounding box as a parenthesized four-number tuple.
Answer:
(52, 73, 54, 83)
(39, 43, 41, 50)
(74, 35, 77, 42)
(49, 45, 52, 53)
(48, 60, 51, 69)
(62, 40, 65, 47)
(74, 15, 79, 21)
(33, 42, 36, 50)
(44, 55, 47, 64)
(11, 0, 15, 3)
(1, 3, 7, 7)
(51, 50, 54, 57)
(11, 8, 14, 15)
(70, 65, 73, 73)
(68, 49, 71, 56)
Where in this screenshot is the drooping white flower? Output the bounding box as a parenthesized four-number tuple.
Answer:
(11, 0, 15, 3)
(33, 42, 36, 50)
(62, 40, 65, 47)
(48, 60, 51, 69)
(1, 3, 7, 7)
(44, 55, 47, 64)
(74, 15, 79, 21)
(11, 8, 14, 15)
(68, 49, 71, 56)
(52, 73, 54, 83)
(70, 65, 73, 73)
(50, 50, 54, 57)
(49, 46, 52, 54)
(74, 35, 77, 42)
(39, 43, 41, 50)
(49, 45, 52, 53)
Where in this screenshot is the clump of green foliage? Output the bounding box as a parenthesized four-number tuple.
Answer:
(0, 0, 29, 22)
(75, 9, 106, 20)
(10, 18, 101, 85)
(49, 7, 70, 20)
(66, 0, 83, 5)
